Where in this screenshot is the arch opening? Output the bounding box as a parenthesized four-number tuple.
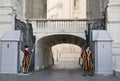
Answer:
(51, 43, 82, 69)
(35, 34, 86, 70)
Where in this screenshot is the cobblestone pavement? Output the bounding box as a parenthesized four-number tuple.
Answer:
(0, 62, 119, 81)
(0, 69, 120, 81)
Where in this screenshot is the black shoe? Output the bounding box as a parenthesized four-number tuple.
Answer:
(82, 72, 86, 76)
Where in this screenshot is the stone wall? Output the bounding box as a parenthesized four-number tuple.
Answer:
(13, 0, 24, 19)
(25, 0, 47, 19)
(87, 0, 109, 19)
(47, 0, 87, 19)
(0, 0, 24, 38)
(52, 44, 81, 62)
(107, 0, 120, 75)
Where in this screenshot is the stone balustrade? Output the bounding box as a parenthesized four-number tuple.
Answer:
(29, 19, 89, 33)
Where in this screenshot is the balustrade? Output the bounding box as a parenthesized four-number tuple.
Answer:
(30, 19, 89, 33)
(29, 18, 105, 33)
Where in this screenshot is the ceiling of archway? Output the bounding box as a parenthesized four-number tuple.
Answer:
(37, 34, 86, 48)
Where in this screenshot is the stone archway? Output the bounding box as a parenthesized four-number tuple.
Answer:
(34, 34, 86, 70)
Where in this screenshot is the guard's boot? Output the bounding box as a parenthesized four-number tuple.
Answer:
(89, 70, 93, 76)
(82, 70, 86, 76)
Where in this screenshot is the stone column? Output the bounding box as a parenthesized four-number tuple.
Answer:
(0, 0, 15, 37)
(107, 0, 120, 73)
(0, 0, 23, 37)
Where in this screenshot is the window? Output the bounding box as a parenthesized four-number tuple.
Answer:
(74, 0, 79, 10)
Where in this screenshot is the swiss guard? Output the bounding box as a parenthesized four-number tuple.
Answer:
(22, 45, 33, 73)
(81, 46, 94, 76)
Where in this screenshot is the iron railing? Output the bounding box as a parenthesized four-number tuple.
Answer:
(85, 18, 106, 47)
(89, 18, 106, 30)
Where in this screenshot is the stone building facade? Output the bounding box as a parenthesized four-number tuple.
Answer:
(52, 44, 81, 62)
(87, 0, 109, 19)
(25, 0, 47, 18)
(47, 0, 86, 19)
(107, 0, 120, 76)
(0, 0, 120, 77)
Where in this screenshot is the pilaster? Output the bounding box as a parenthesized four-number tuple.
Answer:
(0, 0, 16, 37)
(0, 0, 23, 37)
(107, 0, 120, 73)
